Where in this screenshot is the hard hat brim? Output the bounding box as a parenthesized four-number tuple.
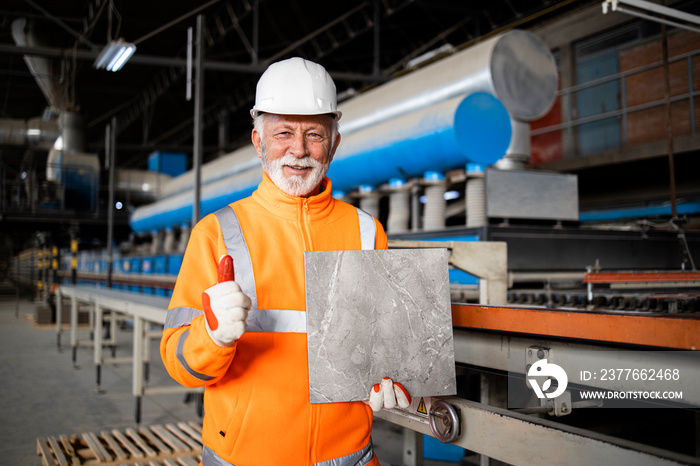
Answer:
(250, 109, 342, 120)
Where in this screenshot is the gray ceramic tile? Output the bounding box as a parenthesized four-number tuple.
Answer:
(305, 249, 456, 404)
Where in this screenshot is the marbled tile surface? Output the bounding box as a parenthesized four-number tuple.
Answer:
(305, 249, 456, 404)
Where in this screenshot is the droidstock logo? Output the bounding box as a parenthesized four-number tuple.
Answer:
(528, 359, 568, 399)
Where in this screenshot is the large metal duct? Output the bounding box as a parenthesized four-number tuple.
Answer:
(130, 164, 261, 233)
(157, 146, 259, 200)
(327, 92, 509, 189)
(153, 29, 557, 202)
(114, 169, 173, 204)
(0, 19, 62, 150)
(130, 29, 557, 233)
(339, 29, 557, 134)
(11, 18, 63, 111)
(46, 113, 89, 182)
(130, 92, 511, 232)
(0, 117, 59, 149)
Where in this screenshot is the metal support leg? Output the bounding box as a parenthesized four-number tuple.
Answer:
(144, 325, 152, 384)
(56, 289, 62, 350)
(110, 310, 118, 357)
(135, 395, 142, 425)
(402, 426, 423, 466)
(480, 375, 490, 466)
(133, 316, 144, 423)
(70, 296, 78, 367)
(94, 303, 104, 393)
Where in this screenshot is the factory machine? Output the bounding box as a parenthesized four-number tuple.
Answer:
(18, 27, 700, 465)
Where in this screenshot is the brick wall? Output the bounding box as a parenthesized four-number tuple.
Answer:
(620, 29, 700, 145)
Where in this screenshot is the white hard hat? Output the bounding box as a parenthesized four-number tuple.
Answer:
(250, 57, 342, 120)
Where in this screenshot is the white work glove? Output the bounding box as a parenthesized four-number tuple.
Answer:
(368, 377, 412, 412)
(202, 255, 252, 347)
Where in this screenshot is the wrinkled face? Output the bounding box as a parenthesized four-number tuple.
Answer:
(252, 113, 341, 197)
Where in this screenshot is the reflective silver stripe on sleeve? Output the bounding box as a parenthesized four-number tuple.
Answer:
(165, 306, 203, 329)
(201, 442, 373, 466)
(215, 206, 258, 313)
(356, 208, 376, 251)
(316, 441, 373, 466)
(176, 329, 215, 381)
(202, 445, 238, 466)
(247, 309, 307, 333)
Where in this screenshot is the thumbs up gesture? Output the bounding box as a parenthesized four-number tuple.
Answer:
(202, 255, 252, 347)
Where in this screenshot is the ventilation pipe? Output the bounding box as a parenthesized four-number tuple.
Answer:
(423, 171, 447, 231)
(386, 178, 411, 234)
(339, 29, 557, 133)
(11, 18, 63, 111)
(0, 118, 59, 149)
(46, 113, 95, 182)
(358, 185, 380, 219)
(465, 163, 486, 228)
(3, 18, 62, 149)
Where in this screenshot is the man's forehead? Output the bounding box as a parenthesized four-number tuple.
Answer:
(266, 113, 333, 129)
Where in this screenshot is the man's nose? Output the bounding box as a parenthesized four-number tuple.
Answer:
(288, 133, 308, 157)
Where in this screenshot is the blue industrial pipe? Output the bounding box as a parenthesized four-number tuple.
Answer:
(130, 92, 511, 233)
(328, 92, 510, 190)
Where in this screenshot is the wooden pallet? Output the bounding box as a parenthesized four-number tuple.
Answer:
(36, 422, 203, 466)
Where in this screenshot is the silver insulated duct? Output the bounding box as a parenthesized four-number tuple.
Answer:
(11, 18, 63, 111)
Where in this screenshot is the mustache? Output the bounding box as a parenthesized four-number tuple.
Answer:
(278, 155, 323, 169)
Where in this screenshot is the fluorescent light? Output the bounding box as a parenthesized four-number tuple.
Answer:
(406, 43, 454, 69)
(602, 0, 700, 33)
(94, 39, 137, 72)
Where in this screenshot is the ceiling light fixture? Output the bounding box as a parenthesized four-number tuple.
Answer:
(602, 0, 700, 33)
(94, 39, 137, 72)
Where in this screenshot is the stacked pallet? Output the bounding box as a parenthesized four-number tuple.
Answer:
(36, 422, 203, 465)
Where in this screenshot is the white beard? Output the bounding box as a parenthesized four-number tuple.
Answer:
(261, 150, 331, 197)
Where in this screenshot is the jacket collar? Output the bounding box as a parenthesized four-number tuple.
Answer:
(252, 172, 336, 221)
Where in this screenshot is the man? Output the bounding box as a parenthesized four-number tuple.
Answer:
(161, 57, 410, 466)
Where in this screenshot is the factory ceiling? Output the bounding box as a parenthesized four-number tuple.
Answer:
(0, 0, 593, 172)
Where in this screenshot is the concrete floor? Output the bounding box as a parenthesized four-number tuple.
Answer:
(0, 291, 466, 466)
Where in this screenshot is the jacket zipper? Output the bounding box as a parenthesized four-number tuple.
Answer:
(300, 199, 313, 250)
(302, 197, 318, 465)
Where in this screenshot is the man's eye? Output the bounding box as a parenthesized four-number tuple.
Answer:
(307, 133, 324, 140)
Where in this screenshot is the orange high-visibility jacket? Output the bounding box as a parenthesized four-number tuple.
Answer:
(161, 173, 387, 466)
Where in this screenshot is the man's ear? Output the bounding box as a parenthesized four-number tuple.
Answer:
(328, 133, 341, 163)
(252, 129, 262, 159)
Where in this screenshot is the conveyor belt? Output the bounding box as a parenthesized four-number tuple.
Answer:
(36, 422, 202, 465)
(451, 303, 700, 349)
